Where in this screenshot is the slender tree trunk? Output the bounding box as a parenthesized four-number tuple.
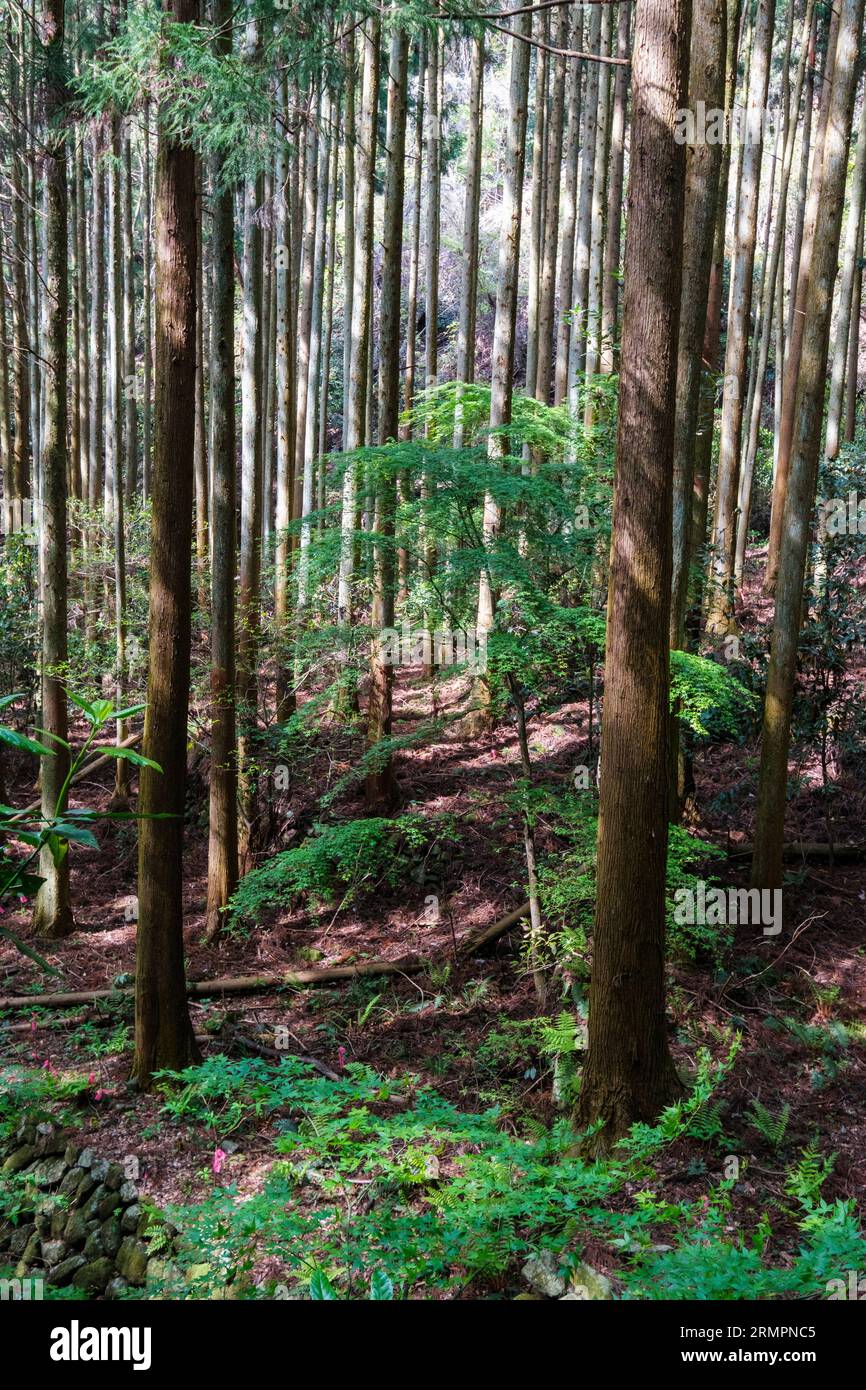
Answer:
(825, 87, 866, 460)
(402, 35, 424, 435)
(107, 115, 129, 805)
(583, 4, 612, 428)
(9, 19, 32, 505)
(525, 25, 548, 400)
(535, 6, 567, 401)
(569, 6, 600, 397)
(142, 99, 153, 498)
(425, 26, 441, 396)
(752, 0, 864, 892)
(342, 35, 355, 449)
(366, 17, 408, 812)
(32, 0, 73, 938)
(691, 0, 741, 594)
(205, 0, 238, 942)
(554, 33, 582, 407)
(122, 125, 138, 502)
(293, 93, 318, 528)
(193, 156, 208, 605)
(454, 34, 484, 446)
(735, 0, 814, 584)
(475, 14, 531, 648)
(133, 0, 202, 1088)
(706, 0, 775, 635)
(236, 14, 263, 869)
(337, 19, 379, 629)
(575, 0, 691, 1151)
(670, 0, 726, 663)
(844, 208, 863, 442)
(766, 0, 839, 590)
(274, 75, 295, 719)
(600, 2, 631, 376)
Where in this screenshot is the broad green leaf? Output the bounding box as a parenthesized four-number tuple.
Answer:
(94, 747, 162, 772)
(369, 1269, 394, 1300)
(52, 822, 100, 850)
(0, 925, 59, 974)
(0, 727, 55, 757)
(309, 1269, 339, 1301)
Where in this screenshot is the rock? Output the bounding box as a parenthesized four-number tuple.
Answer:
(34, 1124, 67, 1157)
(40, 1239, 67, 1267)
(58, 1167, 84, 1197)
(121, 1204, 141, 1234)
(95, 1190, 121, 1221)
(522, 1250, 568, 1299)
(567, 1262, 612, 1301)
(50, 1208, 67, 1239)
(9, 1224, 36, 1257)
(63, 1143, 80, 1167)
(77, 1147, 95, 1169)
(71, 1258, 114, 1295)
(2, 1144, 36, 1174)
(89, 1158, 109, 1184)
(116, 1237, 149, 1286)
(15, 1120, 37, 1146)
(83, 1227, 106, 1260)
(145, 1258, 184, 1298)
(74, 1172, 98, 1203)
(105, 1163, 124, 1191)
(106, 1276, 130, 1299)
(100, 1216, 122, 1258)
(63, 1209, 89, 1247)
(15, 1230, 41, 1276)
(119, 1181, 137, 1205)
(33, 1156, 67, 1188)
(49, 1255, 86, 1287)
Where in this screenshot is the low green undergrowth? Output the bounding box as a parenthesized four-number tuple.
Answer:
(143, 1037, 863, 1300)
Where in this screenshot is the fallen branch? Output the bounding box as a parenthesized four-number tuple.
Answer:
(726, 841, 864, 863)
(0, 900, 531, 1011)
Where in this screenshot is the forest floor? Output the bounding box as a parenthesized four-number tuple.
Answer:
(2, 547, 865, 1297)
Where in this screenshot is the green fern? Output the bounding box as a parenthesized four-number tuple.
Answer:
(746, 1099, 791, 1148)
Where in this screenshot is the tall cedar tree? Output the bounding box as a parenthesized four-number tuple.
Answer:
(133, 0, 201, 1087)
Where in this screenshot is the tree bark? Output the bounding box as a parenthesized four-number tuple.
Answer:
(133, 0, 201, 1087)
(32, 0, 73, 939)
(205, 0, 238, 943)
(575, 0, 691, 1151)
(752, 0, 865, 893)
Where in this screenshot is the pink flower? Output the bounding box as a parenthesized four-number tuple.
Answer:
(88, 1072, 96, 1085)
(337, 1046, 347, 1071)
(212, 1147, 227, 1175)
(94, 1089, 106, 1101)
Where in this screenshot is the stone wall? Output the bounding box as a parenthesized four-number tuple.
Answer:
(0, 1119, 164, 1298)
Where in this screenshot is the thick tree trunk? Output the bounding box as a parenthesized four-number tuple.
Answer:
(133, 0, 202, 1088)
(575, 0, 691, 1151)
